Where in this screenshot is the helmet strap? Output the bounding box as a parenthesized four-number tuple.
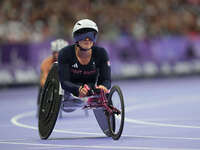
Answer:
(76, 43, 91, 51)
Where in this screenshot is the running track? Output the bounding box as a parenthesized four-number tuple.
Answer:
(0, 77, 200, 150)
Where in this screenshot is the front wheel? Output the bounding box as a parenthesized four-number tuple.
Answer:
(38, 63, 61, 139)
(107, 85, 125, 140)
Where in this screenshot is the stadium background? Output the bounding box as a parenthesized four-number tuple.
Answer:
(1, 0, 200, 86)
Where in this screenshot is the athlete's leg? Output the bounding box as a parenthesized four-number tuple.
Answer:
(62, 91, 86, 111)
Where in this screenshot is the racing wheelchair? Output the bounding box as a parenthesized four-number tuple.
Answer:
(38, 63, 125, 140)
(37, 73, 88, 118)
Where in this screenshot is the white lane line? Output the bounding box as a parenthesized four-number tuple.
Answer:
(11, 111, 37, 130)
(0, 141, 199, 150)
(124, 94, 200, 128)
(10, 111, 200, 141)
(28, 146, 66, 149)
(125, 117, 200, 129)
(133, 118, 200, 121)
(11, 111, 102, 136)
(126, 135, 200, 141)
(126, 95, 200, 112)
(0, 139, 27, 142)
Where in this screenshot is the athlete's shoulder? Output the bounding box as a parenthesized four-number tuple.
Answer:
(93, 45, 107, 52)
(93, 45, 109, 59)
(93, 45, 109, 56)
(41, 56, 53, 69)
(58, 44, 75, 63)
(59, 44, 75, 56)
(41, 56, 53, 65)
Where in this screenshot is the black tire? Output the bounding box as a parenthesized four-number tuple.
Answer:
(37, 86, 43, 106)
(36, 86, 43, 117)
(38, 63, 61, 139)
(107, 85, 125, 140)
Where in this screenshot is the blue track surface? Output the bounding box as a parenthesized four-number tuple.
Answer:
(1, 77, 200, 150)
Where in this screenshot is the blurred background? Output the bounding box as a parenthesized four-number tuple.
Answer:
(1, 0, 200, 87)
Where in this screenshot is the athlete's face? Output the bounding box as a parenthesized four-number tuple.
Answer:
(78, 38, 94, 50)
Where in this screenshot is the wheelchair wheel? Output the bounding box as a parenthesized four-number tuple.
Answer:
(38, 63, 61, 139)
(107, 85, 125, 140)
(36, 86, 43, 117)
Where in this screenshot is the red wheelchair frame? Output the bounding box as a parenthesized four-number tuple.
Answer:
(84, 89, 121, 116)
(82, 85, 124, 140)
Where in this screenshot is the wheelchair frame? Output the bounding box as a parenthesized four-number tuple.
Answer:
(38, 63, 125, 140)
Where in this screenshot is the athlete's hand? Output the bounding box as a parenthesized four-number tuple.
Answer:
(79, 84, 90, 97)
(96, 85, 109, 93)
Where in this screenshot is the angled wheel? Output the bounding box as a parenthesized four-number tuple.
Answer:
(107, 85, 125, 140)
(38, 63, 61, 139)
(36, 86, 43, 117)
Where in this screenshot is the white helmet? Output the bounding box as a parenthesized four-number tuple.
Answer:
(72, 19, 98, 36)
(51, 39, 69, 52)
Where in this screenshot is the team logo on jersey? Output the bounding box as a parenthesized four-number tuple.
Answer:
(72, 63, 78, 68)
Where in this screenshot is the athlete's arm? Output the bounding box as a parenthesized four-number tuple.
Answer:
(40, 70, 48, 87)
(40, 59, 50, 88)
(97, 48, 111, 89)
(58, 50, 80, 96)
